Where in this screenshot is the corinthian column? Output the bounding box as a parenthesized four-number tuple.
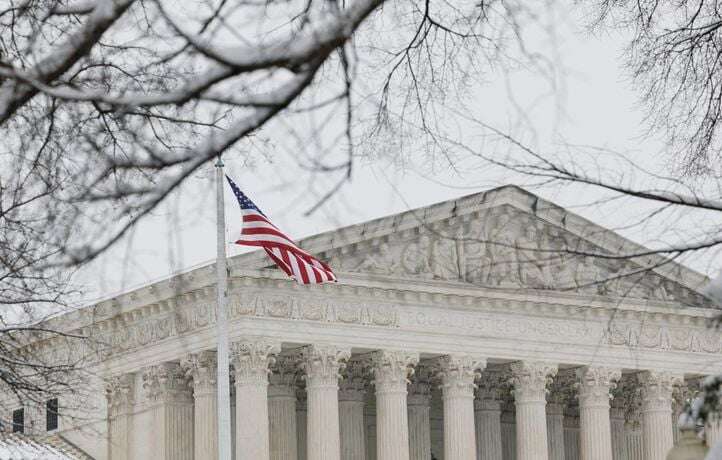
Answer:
(297, 387, 308, 460)
(510, 361, 558, 460)
(548, 371, 573, 460)
(106, 373, 135, 460)
(609, 402, 627, 460)
(339, 361, 367, 460)
(269, 355, 299, 460)
(475, 369, 505, 460)
(141, 363, 193, 460)
(231, 338, 281, 460)
(182, 351, 218, 460)
(302, 344, 351, 460)
(547, 403, 566, 460)
(637, 371, 682, 460)
(436, 355, 486, 460)
(576, 367, 621, 460)
(408, 368, 432, 460)
(372, 350, 419, 460)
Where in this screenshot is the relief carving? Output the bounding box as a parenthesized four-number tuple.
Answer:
(334, 205, 702, 304)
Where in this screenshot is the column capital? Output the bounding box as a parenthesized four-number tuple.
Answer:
(300, 344, 351, 389)
(371, 350, 419, 394)
(268, 354, 299, 397)
(476, 368, 509, 401)
(576, 366, 621, 407)
(509, 361, 558, 404)
(434, 354, 486, 398)
(141, 362, 192, 404)
(408, 366, 433, 407)
(230, 338, 280, 385)
(181, 351, 217, 395)
(339, 360, 367, 402)
(637, 370, 683, 411)
(106, 373, 135, 416)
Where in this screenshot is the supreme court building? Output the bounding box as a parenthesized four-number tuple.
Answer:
(13, 185, 722, 460)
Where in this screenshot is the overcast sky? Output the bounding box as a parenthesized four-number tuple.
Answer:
(76, 3, 722, 303)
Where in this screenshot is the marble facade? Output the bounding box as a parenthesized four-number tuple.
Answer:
(12, 186, 722, 460)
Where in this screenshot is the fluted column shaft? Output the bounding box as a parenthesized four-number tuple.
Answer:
(577, 367, 620, 460)
(339, 363, 366, 460)
(303, 345, 351, 460)
(107, 374, 135, 460)
(476, 399, 503, 460)
(141, 363, 193, 460)
(232, 339, 280, 460)
(563, 411, 580, 460)
(707, 414, 722, 449)
(547, 403, 566, 460)
(182, 352, 218, 460)
(408, 378, 431, 460)
(609, 407, 627, 460)
(270, 356, 299, 460)
(373, 351, 419, 460)
(510, 361, 558, 460)
(437, 355, 485, 460)
(638, 371, 681, 460)
(625, 419, 643, 460)
(269, 385, 298, 460)
(297, 390, 308, 460)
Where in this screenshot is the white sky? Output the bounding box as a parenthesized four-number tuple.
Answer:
(76, 3, 722, 303)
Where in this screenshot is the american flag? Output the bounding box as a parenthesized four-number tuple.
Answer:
(226, 176, 337, 284)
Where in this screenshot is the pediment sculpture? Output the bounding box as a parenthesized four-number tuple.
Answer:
(327, 206, 704, 304)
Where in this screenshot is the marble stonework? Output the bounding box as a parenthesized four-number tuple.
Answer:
(8, 185, 722, 460)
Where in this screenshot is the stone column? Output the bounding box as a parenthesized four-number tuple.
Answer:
(501, 404, 517, 460)
(707, 413, 722, 450)
(549, 371, 575, 460)
(563, 407, 580, 460)
(436, 355, 486, 460)
(297, 387, 308, 460)
(372, 350, 419, 460)
(638, 371, 682, 460)
(182, 351, 218, 460)
(577, 367, 621, 460)
(302, 344, 351, 460)
(609, 404, 627, 460)
(547, 403, 566, 460)
(106, 373, 135, 460)
(231, 339, 280, 460)
(141, 363, 193, 460)
(510, 361, 558, 460)
(339, 361, 367, 460)
(475, 370, 504, 460)
(408, 369, 432, 460)
(269, 355, 299, 460)
(624, 417, 643, 460)
(365, 394, 378, 460)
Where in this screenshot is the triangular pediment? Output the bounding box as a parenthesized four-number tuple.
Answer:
(232, 185, 712, 307)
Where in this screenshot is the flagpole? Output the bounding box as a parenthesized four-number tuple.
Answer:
(215, 156, 232, 460)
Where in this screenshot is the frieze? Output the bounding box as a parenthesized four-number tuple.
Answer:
(603, 322, 722, 353)
(28, 283, 722, 366)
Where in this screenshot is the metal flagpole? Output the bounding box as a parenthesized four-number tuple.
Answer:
(215, 156, 232, 460)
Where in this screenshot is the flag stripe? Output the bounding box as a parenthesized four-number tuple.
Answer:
(226, 175, 336, 285)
